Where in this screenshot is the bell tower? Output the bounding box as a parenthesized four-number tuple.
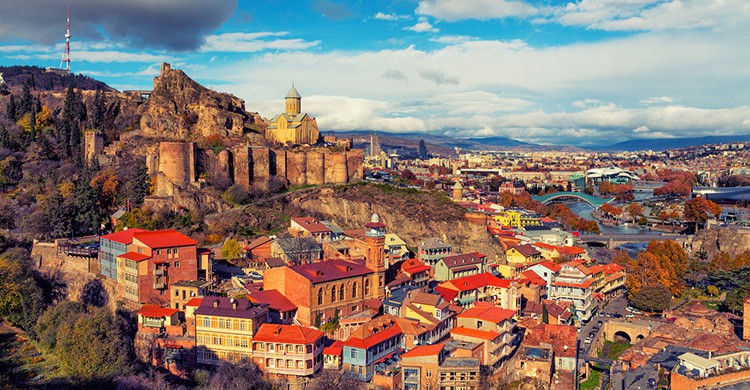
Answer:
(364, 213, 386, 299)
(285, 84, 301, 115)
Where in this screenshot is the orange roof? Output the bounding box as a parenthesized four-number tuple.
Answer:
(344, 323, 402, 349)
(401, 259, 431, 275)
(458, 305, 516, 323)
(323, 340, 344, 356)
(118, 251, 151, 262)
(519, 270, 547, 286)
(534, 260, 562, 272)
(249, 289, 297, 312)
(101, 228, 147, 244)
(291, 217, 331, 233)
(137, 304, 179, 318)
(253, 324, 324, 344)
(185, 297, 203, 307)
(401, 343, 445, 358)
(450, 326, 501, 341)
(439, 272, 512, 292)
(558, 246, 586, 256)
(133, 229, 196, 249)
(552, 278, 595, 289)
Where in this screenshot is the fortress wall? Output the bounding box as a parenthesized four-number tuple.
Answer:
(158, 142, 196, 187)
(346, 149, 364, 182)
(232, 147, 251, 191)
(325, 152, 349, 184)
(286, 151, 307, 186)
(216, 149, 233, 186)
(306, 150, 325, 186)
(251, 147, 271, 190)
(272, 149, 286, 178)
(84, 131, 103, 163)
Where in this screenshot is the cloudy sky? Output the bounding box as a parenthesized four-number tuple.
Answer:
(0, 0, 748, 146)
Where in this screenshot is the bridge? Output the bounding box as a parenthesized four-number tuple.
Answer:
(532, 192, 614, 208)
(602, 319, 661, 344)
(579, 233, 690, 248)
(123, 89, 152, 103)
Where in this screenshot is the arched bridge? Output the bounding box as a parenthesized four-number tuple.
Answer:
(579, 233, 691, 248)
(532, 192, 614, 208)
(603, 319, 661, 344)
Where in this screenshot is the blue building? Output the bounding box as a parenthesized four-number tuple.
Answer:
(342, 314, 403, 381)
(98, 228, 145, 279)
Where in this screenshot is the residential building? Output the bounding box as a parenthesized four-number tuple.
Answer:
(323, 340, 344, 370)
(670, 350, 750, 390)
(401, 291, 455, 346)
(505, 244, 542, 265)
(451, 303, 518, 369)
(251, 324, 325, 379)
(289, 217, 333, 243)
(400, 259, 431, 287)
(435, 273, 520, 310)
(195, 297, 269, 365)
(512, 323, 577, 388)
(263, 259, 379, 327)
(170, 280, 210, 310)
(526, 261, 562, 292)
(270, 237, 321, 265)
(499, 181, 525, 195)
(434, 252, 486, 281)
(115, 229, 199, 308)
(417, 238, 452, 267)
(136, 304, 181, 335)
(342, 314, 404, 382)
(99, 228, 146, 279)
(549, 261, 596, 324)
(401, 343, 481, 390)
(588, 263, 626, 298)
(385, 233, 409, 260)
(248, 289, 298, 324)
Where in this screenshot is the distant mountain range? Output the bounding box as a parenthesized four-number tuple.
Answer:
(603, 135, 750, 152)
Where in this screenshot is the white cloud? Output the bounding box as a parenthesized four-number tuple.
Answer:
(416, 0, 538, 21)
(640, 96, 675, 105)
(404, 20, 439, 33)
(201, 32, 320, 52)
(572, 98, 606, 108)
(373, 12, 409, 21)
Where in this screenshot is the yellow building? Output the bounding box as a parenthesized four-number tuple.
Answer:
(492, 210, 542, 228)
(195, 297, 269, 365)
(265, 85, 321, 145)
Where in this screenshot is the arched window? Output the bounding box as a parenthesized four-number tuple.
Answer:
(339, 284, 345, 301)
(331, 287, 336, 302)
(365, 279, 371, 296)
(318, 288, 323, 305)
(352, 282, 358, 298)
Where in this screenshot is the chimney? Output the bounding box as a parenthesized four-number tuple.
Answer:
(213, 299, 218, 308)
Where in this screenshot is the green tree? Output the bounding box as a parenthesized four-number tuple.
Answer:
(5, 94, 17, 121)
(54, 307, 132, 381)
(35, 301, 87, 353)
(128, 158, 151, 207)
(0, 248, 46, 332)
(116, 208, 157, 231)
(630, 285, 671, 312)
(201, 362, 274, 390)
(541, 302, 549, 324)
(706, 285, 719, 297)
(221, 238, 243, 261)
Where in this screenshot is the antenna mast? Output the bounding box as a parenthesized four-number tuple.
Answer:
(59, 3, 71, 72)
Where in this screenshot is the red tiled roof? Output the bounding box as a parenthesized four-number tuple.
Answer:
(451, 326, 501, 341)
(323, 340, 344, 356)
(185, 297, 203, 307)
(253, 324, 324, 344)
(138, 304, 179, 318)
(194, 297, 268, 319)
(439, 272, 512, 292)
(291, 259, 372, 283)
(119, 251, 151, 262)
(365, 222, 386, 229)
(291, 217, 332, 233)
(520, 270, 547, 286)
(344, 323, 402, 349)
(534, 260, 562, 273)
(133, 229, 196, 249)
(249, 289, 297, 312)
(401, 343, 445, 358)
(552, 278, 595, 289)
(246, 236, 272, 250)
(440, 252, 486, 269)
(558, 246, 586, 256)
(101, 228, 147, 244)
(510, 244, 541, 257)
(401, 259, 431, 275)
(434, 286, 458, 302)
(458, 305, 516, 323)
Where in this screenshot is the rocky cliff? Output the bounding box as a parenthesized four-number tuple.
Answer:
(690, 226, 750, 260)
(139, 63, 260, 141)
(287, 185, 503, 259)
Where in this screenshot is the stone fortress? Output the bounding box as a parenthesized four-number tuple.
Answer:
(85, 63, 363, 199)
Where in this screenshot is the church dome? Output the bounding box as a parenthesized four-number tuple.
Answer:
(371, 213, 381, 223)
(286, 84, 301, 99)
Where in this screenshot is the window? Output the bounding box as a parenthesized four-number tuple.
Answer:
(297, 360, 303, 369)
(269, 359, 275, 368)
(279, 359, 285, 367)
(339, 284, 345, 301)
(297, 345, 304, 353)
(174, 248, 179, 256)
(202, 317, 210, 327)
(175, 261, 180, 267)
(352, 282, 358, 298)
(365, 279, 370, 295)
(331, 288, 336, 302)
(288, 344, 294, 352)
(426, 369, 432, 377)
(318, 288, 323, 305)
(269, 343, 275, 352)
(175, 290, 179, 297)
(350, 349, 357, 359)
(157, 249, 161, 256)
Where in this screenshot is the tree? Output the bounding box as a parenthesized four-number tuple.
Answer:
(684, 197, 721, 228)
(116, 208, 157, 231)
(627, 203, 644, 222)
(35, 301, 87, 353)
(5, 94, 17, 121)
(80, 278, 109, 308)
(308, 370, 364, 390)
(221, 239, 243, 262)
(630, 285, 671, 312)
(200, 361, 274, 390)
(54, 307, 133, 381)
(541, 302, 548, 324)
(646, 240, 689, 295)
(0, 248, 46, 332)
(706, 285, 719, 297)
(128, 158, 151, 207)
(90, 168, 120, 216)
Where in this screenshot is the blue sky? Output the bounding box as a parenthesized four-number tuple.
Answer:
(1, 0, 749, 146)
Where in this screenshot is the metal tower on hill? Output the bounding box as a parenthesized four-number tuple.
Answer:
(59, 3, 71, 72)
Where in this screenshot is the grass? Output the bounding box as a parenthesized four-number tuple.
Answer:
(600, 341, 631, 361)
(701, 301, 720, 311)
(580, 365, 603, 390)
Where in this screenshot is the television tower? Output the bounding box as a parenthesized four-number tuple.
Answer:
(59, 3, 71, 72)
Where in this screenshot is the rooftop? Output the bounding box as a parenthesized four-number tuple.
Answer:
(101, 228, 147, 244)
(290, 259, 373, 283)
(253, 323, 323, 344)
(194, 297, 268, 319)
(137, 304, 179, 318)
(133, 229, 197, 249)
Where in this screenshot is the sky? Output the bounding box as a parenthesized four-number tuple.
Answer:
(0, 0, 748, 147)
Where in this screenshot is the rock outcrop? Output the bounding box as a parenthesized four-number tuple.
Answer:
(140, 63, 254, 140)
(690, 226, 750, 260)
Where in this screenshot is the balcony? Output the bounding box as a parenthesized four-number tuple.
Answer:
(154, 282, 166, 290)
(154, 268, 166, 276)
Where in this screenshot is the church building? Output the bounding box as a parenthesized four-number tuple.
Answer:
(265, 85, 321, 145)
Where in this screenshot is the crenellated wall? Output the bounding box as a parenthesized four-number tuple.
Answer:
(155, 142, 362, 196)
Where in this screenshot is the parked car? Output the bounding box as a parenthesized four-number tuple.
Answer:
(592, 326, 600, 332)
(597, 320, 603, 326)
(625, 313, 635, 319)
(584, 337, 592, 344)
(247, 271, 263, 279)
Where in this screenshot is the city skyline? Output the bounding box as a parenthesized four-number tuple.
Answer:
(0, 0, 748, 146)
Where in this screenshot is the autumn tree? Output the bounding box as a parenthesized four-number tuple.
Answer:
(221, 238, 243, 262)
(627, 203, 644, 222)
(684, 197, 721, 228)
(90, 168, 120, 216)
(646, 240, 688, 295)
(0, 248, 46, 332)
(201, 361, 274, 390)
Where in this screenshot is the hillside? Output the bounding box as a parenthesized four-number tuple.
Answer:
(0, 65, 113, 92)
(605, 135, 750, 151)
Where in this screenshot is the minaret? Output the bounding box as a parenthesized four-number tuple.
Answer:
(364, 213, 386, 299)
(59, 3, 71, 72)
(452, 181, 464, 200)
(285, 84, 301, 115)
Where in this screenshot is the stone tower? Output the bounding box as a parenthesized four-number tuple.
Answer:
(744, 297, 750, 340)
(285, 84, 301, 115)
(452, 181, 464, 201)
(364, 213, 387, 299)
